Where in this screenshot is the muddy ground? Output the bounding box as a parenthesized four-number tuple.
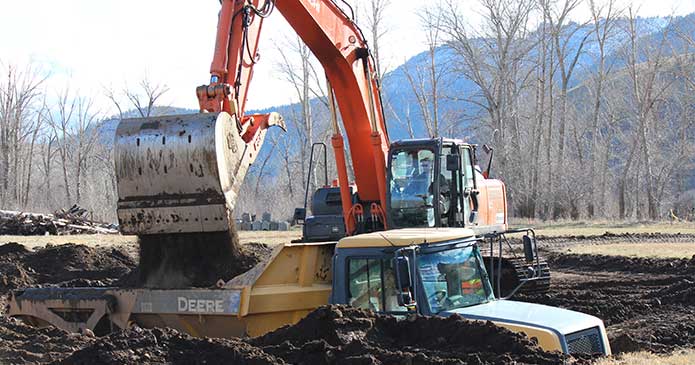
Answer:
(59, 306, 579, 365)
(518, 252, 695, 354)
(0, 232, 693, 363)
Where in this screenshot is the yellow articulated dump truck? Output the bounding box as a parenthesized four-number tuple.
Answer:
(9, 228, 610, 355)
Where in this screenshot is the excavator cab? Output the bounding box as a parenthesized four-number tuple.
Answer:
(386, 138, 480, 230)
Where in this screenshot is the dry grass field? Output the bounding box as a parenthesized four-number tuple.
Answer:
(595, 350, 695, 365)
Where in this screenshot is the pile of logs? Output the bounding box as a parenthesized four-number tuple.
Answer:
(0, 205, 118, 235)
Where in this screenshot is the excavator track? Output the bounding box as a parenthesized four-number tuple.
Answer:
(483, 256, 551, 298)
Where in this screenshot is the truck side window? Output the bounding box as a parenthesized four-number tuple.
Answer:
(347, 258, 409, 313)
(348, 259, 383, 311)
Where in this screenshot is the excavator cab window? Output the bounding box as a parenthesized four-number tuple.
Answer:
(388, 143, 470, 229)
(389, 149, 437, 228)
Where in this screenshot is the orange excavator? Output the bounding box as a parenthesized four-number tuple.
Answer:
(113, 0, 547, 295)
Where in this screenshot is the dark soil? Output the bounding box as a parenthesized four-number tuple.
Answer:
(58, 305, 580, 365)
(0, 315, 92, 364)
(537, 232, 695, 247)
(0, 242, 137, 294)
(253, 305, 577, 365)
(135, 230, 271, 288)
(58, 326, 281, 365)
(518, 251, 695, 354)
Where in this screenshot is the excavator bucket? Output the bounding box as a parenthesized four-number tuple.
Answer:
(115, 111, 285, 235)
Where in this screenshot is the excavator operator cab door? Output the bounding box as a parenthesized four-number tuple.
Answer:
(437, 141, 479, 228)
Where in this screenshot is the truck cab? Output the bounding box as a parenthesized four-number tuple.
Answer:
(331, 228, 611, 355)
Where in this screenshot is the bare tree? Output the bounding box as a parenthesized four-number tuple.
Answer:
(540, 0, 592, 217)
(439, 0, 536, 182)
(623, 9, 674, 219)
(73, 96, 100, 204)
(0, 63, 47, 208)
(360, 0, 392, 81)
(276, 35, 329, 193)
(124, 77, 170, 118)
(586, 0, 621, 217)
(401, 4, 451, 138)
(47, 87, 77, 204)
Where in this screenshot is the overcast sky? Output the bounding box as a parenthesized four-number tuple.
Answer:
(2, 0, 695, 115)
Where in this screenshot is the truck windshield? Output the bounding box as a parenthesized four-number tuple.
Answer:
(389, 149, 436, 227)
(418, 246, 493, 313)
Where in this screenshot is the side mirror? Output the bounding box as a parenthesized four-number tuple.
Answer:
(446, 154, 460, 171)
(392, 256, 416, 307)
(293, 207, 306, 225)
(523, 235, 536, 262)
(482, 144, 494, 178)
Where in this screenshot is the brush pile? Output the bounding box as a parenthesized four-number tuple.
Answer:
(0, 206, 118, 235)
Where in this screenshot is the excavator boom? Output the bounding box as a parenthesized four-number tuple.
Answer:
(117, 0, 390, 239)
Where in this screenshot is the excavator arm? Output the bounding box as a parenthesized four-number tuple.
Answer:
(273, 0, 391, 233)
(115, 0, 388, 237)
(194, 0, 390, 235)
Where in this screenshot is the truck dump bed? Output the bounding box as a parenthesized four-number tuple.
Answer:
(9, 241, 335, 338)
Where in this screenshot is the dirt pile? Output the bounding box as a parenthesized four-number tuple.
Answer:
(58, 326, 281, 365)
(253, 305, 573, 365)
(529, 232, 695, 251)
(518, 251, 695, 354)
(0, 242, 137, 294)
(546, 252, 695, 275)
(0, 315, 92, 364)
(58, 305, 578, 365)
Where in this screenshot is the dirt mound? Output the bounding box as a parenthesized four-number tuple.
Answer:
(546, 252, 695, 275)
(58, 326, 281, 365)
(54, 305, 588, 365)
(647, 278, 695, 305)
(607, 309, 695, 353)
(528, 232, 695, 252)
(254, 305, 571, 365)
(0, 315, 92, 364)
(0, 242, 137, 294)
(25, 244, 135, 284)
(0, 242, 29, 256)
